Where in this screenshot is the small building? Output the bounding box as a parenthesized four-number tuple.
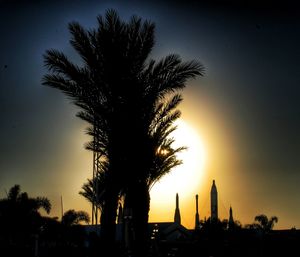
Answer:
(149, 222, 191, 241)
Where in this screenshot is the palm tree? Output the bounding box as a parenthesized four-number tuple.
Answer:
(254, 214, 278, 232)
(0, 184, 51, 217)
(62, 209, 90, 226)
(42, 9, 203, 254)
(80, 94, 186, 252)
(0, 185, 51, 247)
(79, 164, 108, 224)
(121, 93, 188, 254)
(43, 10, 155, 244)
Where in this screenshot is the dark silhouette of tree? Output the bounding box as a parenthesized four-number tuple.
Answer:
(0, 185, 51, 222)
(254, 214, 278, 232)
(79, 163, 107, 220)
(1, 184, 51, 214)
(42, 9, 203, 255)
(62, 209, 90, 226)
(0, 185, 51, 253)
(243, 214, 279, 257)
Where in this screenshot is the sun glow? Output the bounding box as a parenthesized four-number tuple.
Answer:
(149, 119, 206, 224)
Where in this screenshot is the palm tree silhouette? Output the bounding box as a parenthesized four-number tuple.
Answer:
(79, 163, 108, 220)
(254, 214, 278, 232)
(42, 9, 203, 254)
(0, 185, 51, 248)
(0, 184, 51, 217)
(62, 209, 90, 226)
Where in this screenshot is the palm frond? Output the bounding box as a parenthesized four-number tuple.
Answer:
(62, 209, 90, 225)
(69, 22, 98, 70)
(35, 197, 51, 214)
(150, 93, 182, 132)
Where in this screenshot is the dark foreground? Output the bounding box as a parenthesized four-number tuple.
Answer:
(1, 227, 300, 257)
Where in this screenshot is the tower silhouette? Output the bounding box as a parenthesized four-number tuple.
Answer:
(210, 180, 218, 222)
(195, 194, 200, 229)
(228, 206, 234, 229)
(174, 193, 181, 224)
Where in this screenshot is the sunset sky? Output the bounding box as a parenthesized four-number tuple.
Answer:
(0, 0, 299, 229)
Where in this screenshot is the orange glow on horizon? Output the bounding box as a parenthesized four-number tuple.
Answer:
(44, 101, 298, 230)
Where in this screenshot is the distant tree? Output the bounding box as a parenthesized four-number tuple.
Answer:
(244, 223, 257, 229)
(0, 184, 51, 213)
(79, 162, 108, 224)
(232, 220, 242, 229)
(62, 209, 90, 226)
(0, 184, 51, 221)
(0, 185, 51, 250)
(254, 214, 278, 232)
(245, 214, 278, 233)
(201, 218, 228, 233)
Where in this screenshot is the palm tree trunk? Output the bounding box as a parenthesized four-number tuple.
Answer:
(100, 185, 119, 255)
(124, 181, 150, 257)
(134, 186, 150, 257)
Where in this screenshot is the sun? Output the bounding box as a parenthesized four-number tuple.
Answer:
(150, 119, 206, 221)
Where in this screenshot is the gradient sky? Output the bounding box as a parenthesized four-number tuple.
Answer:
(0, 0, 299, 229)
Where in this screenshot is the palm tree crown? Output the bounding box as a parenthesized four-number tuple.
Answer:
(254, 214, 278, 232)
(0, 184, 52, 247)
(62, 209, 90, 226)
